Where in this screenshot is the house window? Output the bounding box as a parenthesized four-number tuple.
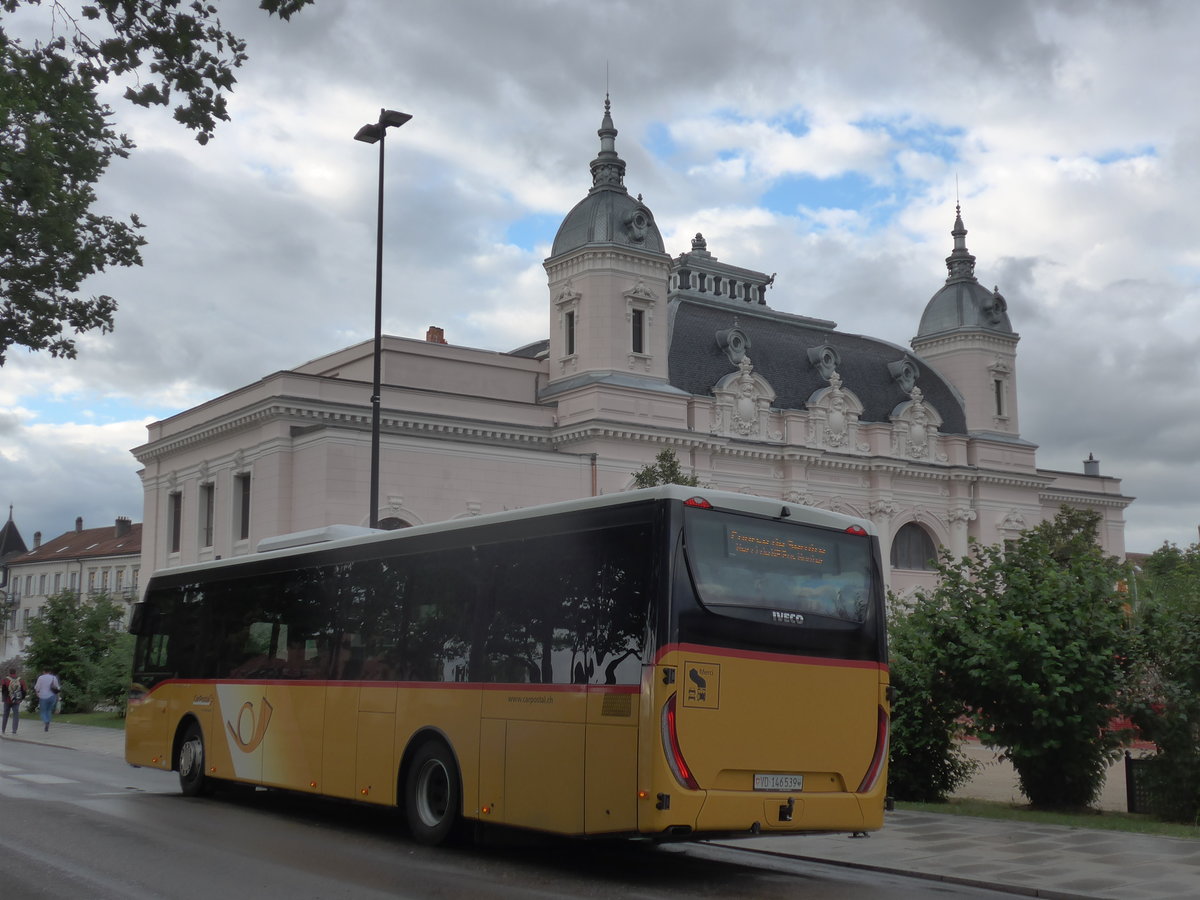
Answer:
(69, 571, 77, 592)
(200, 482, 215, 548)
(168, 491, 183, 554)
(38, 574, 46, 595)
(631, 309, 645, 354)
(890, 523, 938, 571)
(235, 474, 251, 542)
(565, 310, 576, 356)
(994, 379, 1005, 417)
(53, 573, 61, 593)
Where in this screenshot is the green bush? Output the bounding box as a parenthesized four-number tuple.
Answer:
(903, 508, 1128, 809)
(887, 593, 978, 801)
(1124, 543, 1200, 824)
(23, 591, 131, 713)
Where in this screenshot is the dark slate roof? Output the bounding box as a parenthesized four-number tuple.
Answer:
(507, 339, 549, 359)
(668, 298, 968, 434)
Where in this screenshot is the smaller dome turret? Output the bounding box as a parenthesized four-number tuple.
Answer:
(550, 96, 665, 258)
(916, 205, 1013, 338)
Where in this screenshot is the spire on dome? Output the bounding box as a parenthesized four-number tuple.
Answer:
(589, 93, 627, 193)
(945, 202, 977, 283)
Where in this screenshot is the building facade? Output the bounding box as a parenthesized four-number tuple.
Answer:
(1, 517, 142, 659)
(132, 99, 1131, 595)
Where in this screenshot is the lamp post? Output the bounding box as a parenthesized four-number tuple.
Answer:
(355, 108, 411, 529)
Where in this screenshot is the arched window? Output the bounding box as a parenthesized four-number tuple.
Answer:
(377, 517, 411, 531)
(890, 523, 938, 571)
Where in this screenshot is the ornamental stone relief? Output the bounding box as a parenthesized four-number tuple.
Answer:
(709, 357, 779, 440)
(806, 371, 864, 450)
(890, 386, 944, 461)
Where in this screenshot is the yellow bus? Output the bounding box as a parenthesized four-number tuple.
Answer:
(126, 486, 889, 844)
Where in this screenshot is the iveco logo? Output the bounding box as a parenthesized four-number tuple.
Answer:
(772, 611, 805, 626)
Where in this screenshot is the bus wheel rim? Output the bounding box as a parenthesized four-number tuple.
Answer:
(181, 736, 202, 778)
(415, 759, 450, 826)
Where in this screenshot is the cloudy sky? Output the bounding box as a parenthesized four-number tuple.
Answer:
(2, 0, 1198, 553)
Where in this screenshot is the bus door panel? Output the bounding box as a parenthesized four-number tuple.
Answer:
(583, 688, 639, 834)
(355, 711, 396, 804)
(259, 685, 325, 792)
(503, 720, 585, 834)
(322, 686, 360, 798)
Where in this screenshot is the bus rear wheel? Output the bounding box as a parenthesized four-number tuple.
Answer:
(178, 722, 210, 797)
(405, 740, 461, 845)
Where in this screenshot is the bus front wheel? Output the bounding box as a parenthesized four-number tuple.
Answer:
(405, 740, 461, 845)
(178, 722, 210, 797)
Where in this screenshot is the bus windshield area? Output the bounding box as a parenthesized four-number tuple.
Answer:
(684, 508, 874, 623)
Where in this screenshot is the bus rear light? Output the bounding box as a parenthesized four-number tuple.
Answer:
(856, 706, 890, 793)
(845, 525, 868, 536)
(661, 694, 700, 790)
(684, 497, 712, 509)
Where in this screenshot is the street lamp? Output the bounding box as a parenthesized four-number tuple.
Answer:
(355, 108, 411, 529)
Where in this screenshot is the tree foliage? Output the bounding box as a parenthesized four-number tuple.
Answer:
(631, 448, 699, 488)
(899, 507, 1128, 809)
(23, 590, 131, 711)
(0, 0, 313, 364)
(886, 591, 978, 802)
(1123, 542, 1200, 823)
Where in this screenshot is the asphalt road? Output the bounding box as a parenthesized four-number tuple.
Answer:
(1, 738, 1012, 899)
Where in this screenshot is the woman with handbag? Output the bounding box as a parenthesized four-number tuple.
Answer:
(33, 667, 61, 732)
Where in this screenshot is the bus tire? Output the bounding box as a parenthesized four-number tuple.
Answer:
(178, 722, 210, 797)
(404, 740, 461, 846)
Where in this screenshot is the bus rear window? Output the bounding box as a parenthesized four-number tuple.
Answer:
(684, 509, 873, 623)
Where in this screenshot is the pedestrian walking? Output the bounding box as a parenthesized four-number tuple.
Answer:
(2, 667, 26, 734)
(33, 667, 61, 732)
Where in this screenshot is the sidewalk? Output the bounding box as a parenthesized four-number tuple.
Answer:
(4, 725, 1198, 899)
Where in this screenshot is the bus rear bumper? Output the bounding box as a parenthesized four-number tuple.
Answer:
(691, 789, 883, 835)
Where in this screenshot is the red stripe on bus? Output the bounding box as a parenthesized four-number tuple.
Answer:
(137, 678, 640, 696)
(653, 642, 888, 672)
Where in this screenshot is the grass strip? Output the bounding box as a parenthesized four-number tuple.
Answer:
(896, 798, 1199, 840)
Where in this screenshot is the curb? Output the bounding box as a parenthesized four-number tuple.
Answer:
(713, 841, 1101, 900)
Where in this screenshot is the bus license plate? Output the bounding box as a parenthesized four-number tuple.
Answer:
(754, 774, 803, 792)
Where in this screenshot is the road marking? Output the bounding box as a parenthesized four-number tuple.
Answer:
(13, 773, 77, 784)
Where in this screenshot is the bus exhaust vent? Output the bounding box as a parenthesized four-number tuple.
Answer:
(256, 525, 380, 553)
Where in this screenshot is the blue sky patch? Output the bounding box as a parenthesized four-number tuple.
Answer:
(28, 394, 168, 427)
(1094, 145, 1157, 164)
(505, 213, 561, 251)
(761, 171, 905, 229)
(856, 117, 964, 163)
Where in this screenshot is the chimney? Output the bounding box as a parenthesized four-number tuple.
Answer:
(425, 326, 447, 345)
(1083, 453, 1100, 477)
(75, 516, 83, 532)
(115, 516, 131, 538)
(33, 531, 41, 548)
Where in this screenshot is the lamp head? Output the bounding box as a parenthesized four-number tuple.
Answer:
(355, 110, 411, 144)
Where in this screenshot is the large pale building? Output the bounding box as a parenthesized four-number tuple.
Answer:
(132, 99, 1131, 595)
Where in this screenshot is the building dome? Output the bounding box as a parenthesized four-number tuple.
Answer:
(916, 206, 1013, 339)
(550, 97, 664, 258)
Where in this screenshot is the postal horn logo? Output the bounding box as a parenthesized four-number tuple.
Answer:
(226, 697, 274, 753)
